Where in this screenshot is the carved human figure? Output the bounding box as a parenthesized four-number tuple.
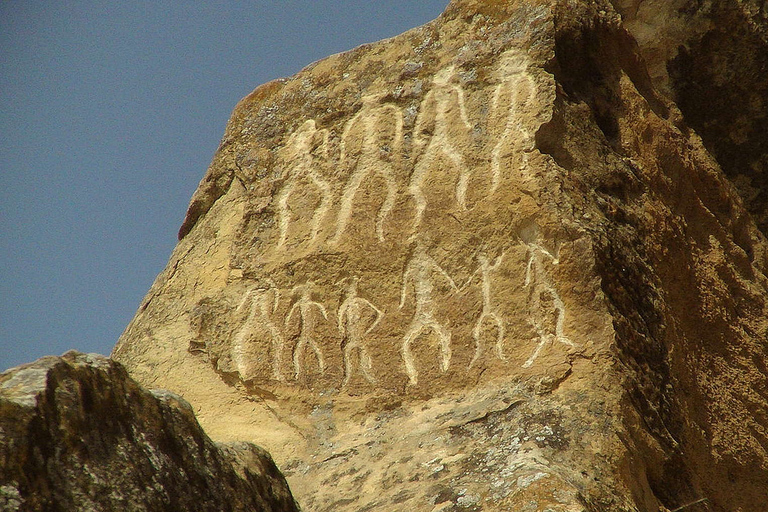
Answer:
(463, 252, 506, 368)
(408, 66, 474, 233)
(232, 280, 286, 382)
(285, 283, 328, 379)
(520, 225, 574, 368)
(337, 277, 384, 387)
(399, 240, 460, 385)
(332, 94, 402, 244)
(275, 120, 332, 248)
(489, 49, 537, 193)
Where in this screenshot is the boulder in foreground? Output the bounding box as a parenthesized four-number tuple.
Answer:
(0, 351, 300, 512)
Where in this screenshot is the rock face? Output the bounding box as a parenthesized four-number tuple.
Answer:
(0, 351, 299, 512)
(612, 0, 768, 235)
(113, 0, 768, 511)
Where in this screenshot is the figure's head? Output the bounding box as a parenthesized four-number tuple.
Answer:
(433, 65, 457, 87)
(496, 49, 528, 79)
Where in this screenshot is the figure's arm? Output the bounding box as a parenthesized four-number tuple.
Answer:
(437, 265, 460, 293)
(363, 299, 384, 335)
(237, 290, 254, 312)
(387, 106, 404, 157)
(459, 267, 481, 291)
(524, 249, 535, 287)
(339, 110, 362, 165)
(454, 85, 473, 131)
(491, 254, 504, 271)
(412, 91, 435, 150)
(399, 268, 413, 309)
(285, 302, 299, 327)
(337, 302, 348, 334)
(317, 303, 329, 321)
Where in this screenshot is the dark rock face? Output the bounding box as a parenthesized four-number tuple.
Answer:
(613, 0, 768, 237)
(0, 351, 300, 512)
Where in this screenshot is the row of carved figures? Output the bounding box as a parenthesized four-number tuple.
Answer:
(274, 49, 539, 248)
(232, 237, 575, 387)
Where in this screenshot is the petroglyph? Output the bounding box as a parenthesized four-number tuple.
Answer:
(399, 240, 460, 385)
(275, 120, 332, 248)
(232, 280, 286, 382)
(337, 277, 384, 387)
(520, 225, 575, 368)
(463, 252, 506, 368)
(286, 282, 329, 379)
(332, 95, 402, 243)
(490, 49, 537, 191)
(408, 66, 474, 232)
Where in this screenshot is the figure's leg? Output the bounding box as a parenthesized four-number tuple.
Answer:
(522, 336, 548, 368)
(448, 148, 470, 210)
(491, 312, 506, 361)
(401, 323, 424, 386)
(333, 168, 368, 244)
(269, 325, 285, 382)
(551, 288, 575, 348)
(408, 151, 433, 234)
(309, 337, 325, 373)
(276, 184, 294, 248)
(523, 284, 548, 368)
(360, 347, 377, 384)
(342, 340, 354, 388)
(431, 320, 452, 372)
(293, 337, 305, 379)
(469, 314, 485, 368)
(376, 169, 398, 242)
(309, 175, 332, 244)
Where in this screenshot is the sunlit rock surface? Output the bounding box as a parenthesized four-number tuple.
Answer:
(113, 0, 768, 510)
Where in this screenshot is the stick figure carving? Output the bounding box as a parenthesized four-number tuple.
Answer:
(285, 282, 328, 379)
(399, 240, 460, 385)
(408, 66, 474, 233)
(332, 95, 402, 244)
(463, 252, 506, 368)
(275, 120, 332, 248)
(520, 224, 575, 368)
(490, 49, 537, 192)
(232, 279, 286, 382)
(337, 277, 384, 387)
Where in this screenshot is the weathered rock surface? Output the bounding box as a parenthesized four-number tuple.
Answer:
(0, 351, 300, 512)
(612, 0, 768, 235)
(113, 0, 768, 511)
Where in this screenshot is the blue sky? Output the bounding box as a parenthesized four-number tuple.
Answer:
(0, 1, 450, 371)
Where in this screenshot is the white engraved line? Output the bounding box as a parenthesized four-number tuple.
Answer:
(333, 98, 402, 243)
(490, 52, 536, 194)
(276, 120, 332, 248)
(337, 278, 384, 387)
(399, 242, 459, 385)
(233, 281, 286, 382)
(286, 284, 328, 379)
(522, 243, 575, 368)
(408, 67, 473, 233)
(464, 253, 506, 367)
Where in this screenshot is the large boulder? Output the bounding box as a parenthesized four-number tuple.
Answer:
(113, 0, 768, 510)
(0, 351, 299, 512)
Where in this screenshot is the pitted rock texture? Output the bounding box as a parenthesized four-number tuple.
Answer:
(0, 351, 299, 512)
(113, 0, 768, 511)
(611, 0, 768, 236)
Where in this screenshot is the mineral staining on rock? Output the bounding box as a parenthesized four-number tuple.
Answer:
(0, 351, 300, 512)
(112, 0, 768, 510)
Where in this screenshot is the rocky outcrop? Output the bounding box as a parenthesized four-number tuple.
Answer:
(0, 351, 299, 512)
(612, 0, 768, 236)
(113, 0, 768, 511)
